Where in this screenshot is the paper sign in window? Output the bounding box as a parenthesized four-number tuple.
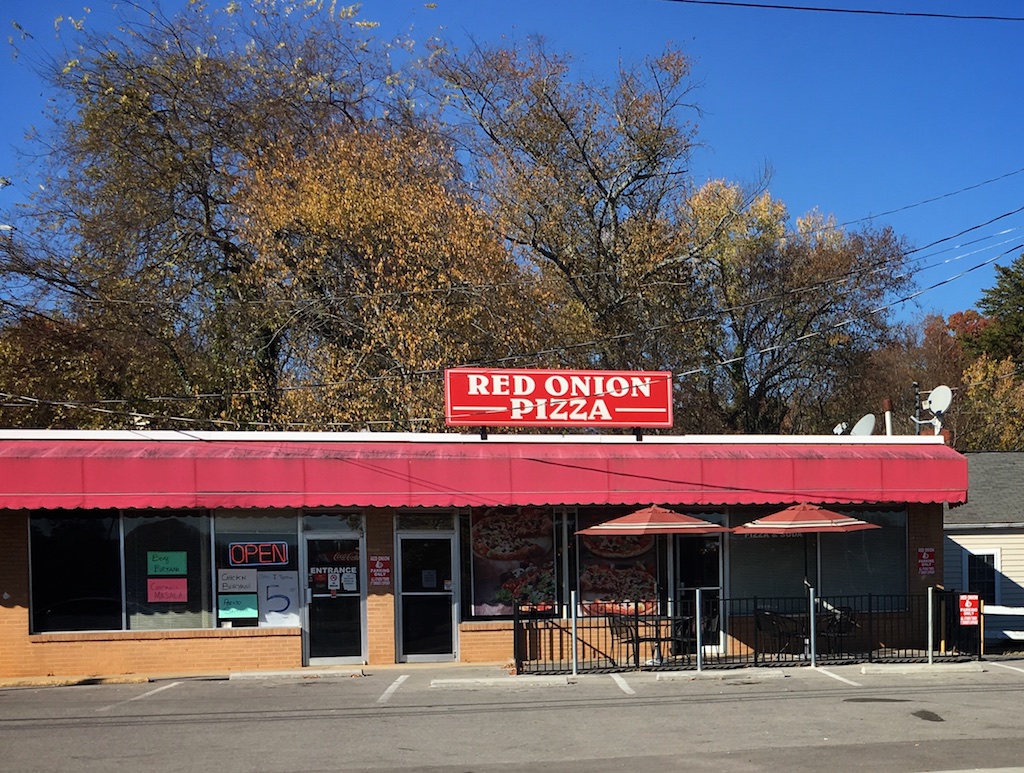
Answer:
(148, 577, 188, 603)
(148, 551, 187, 575)
(218, 593, 258, 618)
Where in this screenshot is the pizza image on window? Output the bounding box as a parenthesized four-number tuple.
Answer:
(472, 508, 553, 562)
(580, 563, 657, 600)
(581, 533, 655, 560)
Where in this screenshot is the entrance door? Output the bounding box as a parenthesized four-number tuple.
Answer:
(304, 536, 365, 664)
(398, 536, 456, 661)
(676, 535, 723, 649)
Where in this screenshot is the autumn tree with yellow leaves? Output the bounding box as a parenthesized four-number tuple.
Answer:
(1, 1, 920, 434)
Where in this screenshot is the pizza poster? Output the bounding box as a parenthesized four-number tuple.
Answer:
(576, 509, 658, 615)
(470, 506, 557, 616)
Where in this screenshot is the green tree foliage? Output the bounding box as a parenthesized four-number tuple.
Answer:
(965, 252, 1024, 362)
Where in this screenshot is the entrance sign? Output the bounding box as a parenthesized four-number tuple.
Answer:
(444, 368, 673, 427)
(959, 593, 980, 626)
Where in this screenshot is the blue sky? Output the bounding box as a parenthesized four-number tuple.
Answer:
(3, 0, 1023, 323)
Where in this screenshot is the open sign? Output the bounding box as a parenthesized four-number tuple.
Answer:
(228, 541, 289, 567)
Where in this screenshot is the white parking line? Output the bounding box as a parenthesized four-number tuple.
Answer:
(610, 673, 635, 695)
(378, 674, 409, 703)
(989, 661, 1024, 676)
(96, 681, 181, 712)
(812, 667, 862, 686)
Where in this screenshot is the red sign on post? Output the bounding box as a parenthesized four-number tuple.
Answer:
(959, 593, 980, 626)
(444, 368, 673, 427)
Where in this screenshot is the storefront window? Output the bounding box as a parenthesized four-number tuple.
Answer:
(30, 512, 122, 633)
(30, 510, 215, 633)
(397, 513, 454, 531)
(123, 512, 213, 630)
(303, 511, 363, 533)
(214, 513, 299, 628)
(469, 506, 557, 615)
(730, 508, 907, 599)
(576, 507, 661, 615)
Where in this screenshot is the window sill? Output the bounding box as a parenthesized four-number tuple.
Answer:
(30, 627, 301, 643)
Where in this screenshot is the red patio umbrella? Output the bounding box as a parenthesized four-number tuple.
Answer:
(576, 504, 730, 535)
(732, 503, 881, 535)
(732, 503, 881, 586)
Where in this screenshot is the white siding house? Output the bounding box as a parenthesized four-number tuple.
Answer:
(945, 453, 1024, 644)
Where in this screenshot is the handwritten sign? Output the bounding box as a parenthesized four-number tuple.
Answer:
(148, 578, 188, 603)
(258, 571, 299, 627)
(148, 551, 187, 576)
(218, 593, 258, 619)
(218, 569, 257, 593)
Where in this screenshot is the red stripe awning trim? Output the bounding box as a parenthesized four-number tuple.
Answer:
(0, 433, 968, 511)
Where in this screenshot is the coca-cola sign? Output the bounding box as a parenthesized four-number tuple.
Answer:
(444, 368, 673, 427)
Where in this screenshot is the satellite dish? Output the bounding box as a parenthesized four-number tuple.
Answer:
(925, 385, 953, 415)
(849, 413, 876, 436)
(832, 421, 849, 435)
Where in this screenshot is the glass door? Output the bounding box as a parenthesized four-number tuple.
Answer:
(304, 535, 365, 664)
(676, 535, 723, 650)
(398, 535, 456, 661)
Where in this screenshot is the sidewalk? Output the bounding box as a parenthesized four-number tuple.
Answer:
(0, 660, 516, 689)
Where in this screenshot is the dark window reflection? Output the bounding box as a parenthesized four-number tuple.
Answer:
(30, 513, 122, 633)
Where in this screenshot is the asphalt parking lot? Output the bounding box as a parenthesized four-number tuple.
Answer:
(4, 661, 1024, 773)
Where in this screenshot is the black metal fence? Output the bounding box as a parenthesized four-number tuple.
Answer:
(513, 589, 982, 674)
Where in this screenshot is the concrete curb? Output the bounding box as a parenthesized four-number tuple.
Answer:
(0, 675, 150, 689)
(655, 667, 791, 681)
(430, 675, 570, 688)
(859, 661, 986, 675)
(229, 668, 365, 680)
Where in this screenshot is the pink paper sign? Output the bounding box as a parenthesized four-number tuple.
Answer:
(148, 577, 188, 603)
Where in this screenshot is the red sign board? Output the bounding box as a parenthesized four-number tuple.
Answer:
(444, 368, 674, 427)
(917, 547, 936, 576)
(959, 593, 980, 626)
(148, 577, 188, 603)
(369, 555, 391, 586)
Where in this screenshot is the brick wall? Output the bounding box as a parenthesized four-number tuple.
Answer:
(0, 511, 30, 678)
(908, 502, 944, 593)
(365, 508, 396, 664)
(458, 621, 514, 663)
(0, 509, 302, 679)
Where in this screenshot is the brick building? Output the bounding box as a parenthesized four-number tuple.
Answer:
(0, 430, 966, 678)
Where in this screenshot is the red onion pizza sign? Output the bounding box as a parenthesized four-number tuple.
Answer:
(444, 368, 673, 427)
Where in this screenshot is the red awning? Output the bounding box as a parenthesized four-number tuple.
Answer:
(0, 433, 968, 511)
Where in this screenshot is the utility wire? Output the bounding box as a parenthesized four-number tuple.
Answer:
(658, 0, 1024, 22)
(7, 242, 1022, 429)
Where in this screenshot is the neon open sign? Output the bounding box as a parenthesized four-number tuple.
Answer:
(228, 541, 289, 567)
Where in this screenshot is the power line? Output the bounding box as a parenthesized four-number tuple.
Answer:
(6, 241, 1022, 429)
(658, 0, 1024, 22)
